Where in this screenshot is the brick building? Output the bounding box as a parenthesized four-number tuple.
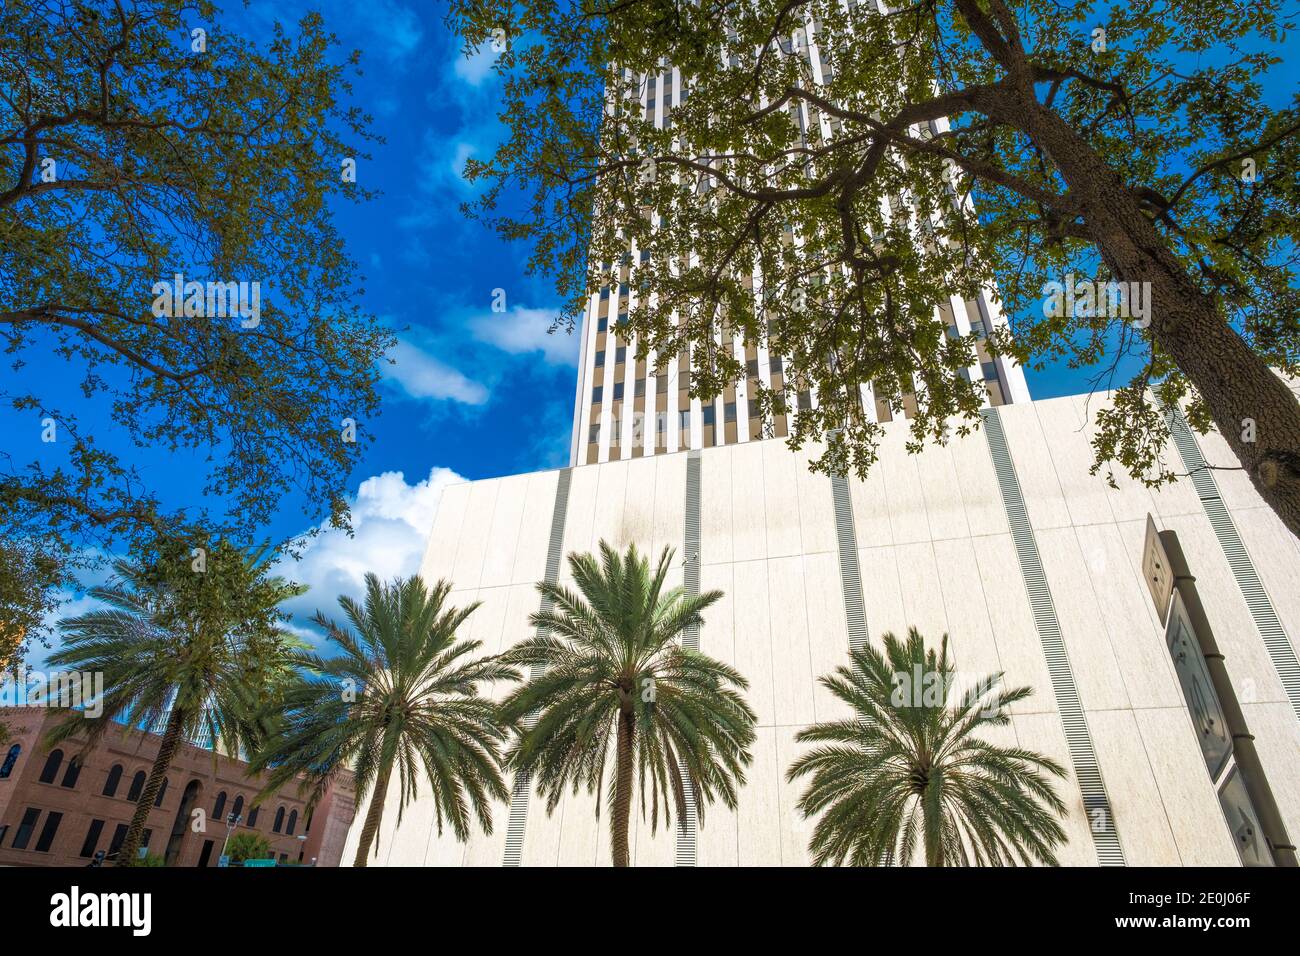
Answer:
(0, 706, 356, 867)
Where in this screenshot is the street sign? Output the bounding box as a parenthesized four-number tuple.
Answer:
(217, 855, 230, 868)
(1142, 514, 1175, 624)
(244, 858, 276, 867)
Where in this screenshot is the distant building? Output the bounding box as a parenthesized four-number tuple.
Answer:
(0, 706, 356, 867)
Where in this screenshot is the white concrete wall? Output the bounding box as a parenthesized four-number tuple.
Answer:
(348, 393, 1299, 867)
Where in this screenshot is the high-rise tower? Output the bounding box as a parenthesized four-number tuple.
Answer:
(568, 58, 1031, 468)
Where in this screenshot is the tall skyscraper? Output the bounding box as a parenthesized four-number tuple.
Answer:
(569, 58, 1031, 467)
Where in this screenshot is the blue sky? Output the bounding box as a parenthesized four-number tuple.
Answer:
(16, 1, 1296, 649)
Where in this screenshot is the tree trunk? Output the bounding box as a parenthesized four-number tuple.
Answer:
(1017, 94, 1300, 539)
(113, 706, 185, 866)
(353, 761, 392, 867)
(610, 709, 635, 868)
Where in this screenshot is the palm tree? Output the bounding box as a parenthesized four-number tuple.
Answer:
(247, 574, 517, 867)
(787, 628, 1069, 866)
(499, 541, 756, 867)
(46, 542, 305, 866)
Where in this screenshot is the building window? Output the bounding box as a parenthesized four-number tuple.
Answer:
(613, 382, 625, 401)
(154, 777, 169, 807)
(746, 358, 759, 378)
(771, 356, 784, 375)
(80, 819, 105, 858)
(798, 391, 812, 411)
(273, 806, 285, 833)
(597, 316, 608, 332)
(61, 757, 82, 789)
(103, 763, 123, 797)
(615, 346, 626, 364)
(0, 744, 18, 778)
(594, 349, 605, 367)
(34, 811, 63, 852)
(725, 402, 737, 423)
(11, 808, 40, 849)
(231, 795, 245, 821)
(247, 806, 260, 829)
(589, 423, 600, 444)
(591, 386, 603, 405)
(702, 405, 716, 426)
(127, 770, 147, 802)
(38, 748, 63, 784)
(287, 810, 298, 836)
(108, 823, 128, 857)
(635, 378, 646, 398)
(213, 791, 228, 820)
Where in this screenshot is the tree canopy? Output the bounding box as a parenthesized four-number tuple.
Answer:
(449, 0, 1300, 536)
(1, 0, 393, 576)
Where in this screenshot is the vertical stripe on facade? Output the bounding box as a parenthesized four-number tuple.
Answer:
(830, 473, 869, 655)
(676, 450, 702, 866)
(980, 408, 1126, 866)
(502, 467, 573, 867)
(1163, 405, 1300, 723)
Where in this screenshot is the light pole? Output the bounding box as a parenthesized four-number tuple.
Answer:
(220, 811, 243, 860)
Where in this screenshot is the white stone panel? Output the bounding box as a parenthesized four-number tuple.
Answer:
(479, 472, 529, 588)
(762, 438, 803, 557)
(450, 479, 500, 588)
(732, 559, 776, 728)
(1036, 526, 1131, 712)
(997, 402, 1071, 530)
(509, 470, 560, 585)
(1132, 707, 1239, 865)
(729, 442, 767, 561)
(1087, 708, 1181, 865)
(976, 534, 1055, 716)
(421, 480, 471, 584)
(766, 557, 817, 728)
(1075, 521, 1182, 709)
(699, 445, 734, 566)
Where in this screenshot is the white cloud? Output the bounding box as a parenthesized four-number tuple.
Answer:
(384, 336, 489, 405)
(469, 306, 579, 366)
(277, 466, 465, 632)
(453, 45, 499, 86)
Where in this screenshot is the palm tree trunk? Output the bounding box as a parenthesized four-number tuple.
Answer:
(611, 710, 635, 867)
(353, 762, 392, 867)
(113, 706, 185, 866)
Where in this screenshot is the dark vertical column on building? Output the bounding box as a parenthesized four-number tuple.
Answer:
(676, 451, 702, 866)
(502, 467, 573, 867)
(830, 474, 869, 655)
(1164, 406, 1300, 723)
(981, 408, 1126, 866)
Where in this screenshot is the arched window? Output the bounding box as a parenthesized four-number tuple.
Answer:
(103, 763, 123, 797)
(231, 795, 245, 821)
(153, 777, 169, 807)
(272, 806, 285, 833)
(38, 749, 63, 784)
(213, 791, 227, 820)
(61, 756, 82, 788)
(127, 770, 147, 802)
(286, 809, 298, 835)
(0, 744, 19, 779)
(247, 806, 260, 829)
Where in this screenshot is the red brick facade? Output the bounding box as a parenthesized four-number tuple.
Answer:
(0, 707, 355, 867)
